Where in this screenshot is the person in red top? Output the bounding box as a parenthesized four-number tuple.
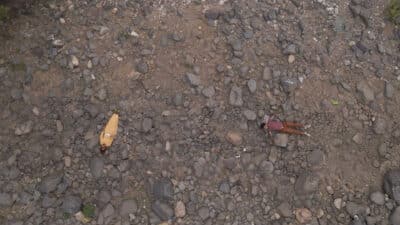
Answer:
(260, 115, 310, 136)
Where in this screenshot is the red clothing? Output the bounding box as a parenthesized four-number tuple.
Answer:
(267, 119, 284, 131)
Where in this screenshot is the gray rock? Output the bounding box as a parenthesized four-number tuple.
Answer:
(243, 109, 257, 121)
(353, 133, 363, 144)
(61, 195, 82, 214)
(99, 26, 110, 35)
(11, 88, 22, 100)
(205, 8, 222, 20)
(365, 216, 380, 225)
(384, 169, 400, 204)
(15, 121, 33, 135)
(186, 73, 200, 86)
(373, 118, 387, 135)
(198, 207, 210, 220)
(247, 79, 257, 93)
(295, 173, 319, 195)
(96, 88, 107, 101)
(38, 174, 62, 193)
(370, 191, 385, 205)
(52, 39, 64, 47)
(356, 81, 374, 102)
(230, 39, 242, 51)
(283, 44, 297, 55)
(308, 150, 325, 167)
(90, 157, 104, 179)
(219, 182, 230, 194)
(136, 61, 148, 74)
(142, 118, 153, 133)
(263, 10, 277, 21)
(277, 202, 292, 217)
(202, 86, 215, 98)
(229, 85, 243, 106)
(101, 203, 115, 218)
(351, 216, 367, 225)
(346, 202, 367, 217)
(97, 190, 111, 205)
(385, 82, 394, 99)
(273, 134, 288, 148)
(153, 178, 173, 200)
(0, 193, 13, 207)
(42, 195, 56, 208)
(391, 207, 400, 225)
(378, 142, 388, 157)
(152, 201, 174, 221)
(120, 199, 138, 216)
(263, 67, 272, 80)
(280, 78, 298, 93)
(174, 93, 183, 106)
(216, 64, 225, 73)
(260, 160, 274, 174)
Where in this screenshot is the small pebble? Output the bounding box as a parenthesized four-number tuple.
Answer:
(288, 55, 295, 63)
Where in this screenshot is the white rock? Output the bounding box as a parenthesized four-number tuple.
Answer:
(334, 198, 343, 209)
(175, 201, 186, 218)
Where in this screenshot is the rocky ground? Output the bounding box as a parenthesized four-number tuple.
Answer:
(0, 0, 400, 225)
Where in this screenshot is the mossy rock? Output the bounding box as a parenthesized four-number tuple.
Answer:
(0, 5, 10, 22)
(387, 0, 400, 24)
(81, 204, 95, 218)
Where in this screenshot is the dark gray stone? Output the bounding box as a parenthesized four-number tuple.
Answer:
(370, 191, 385, 205)
(385, 82, 394, 99)
(202, 86, 215, 98)
(42, 196, 56, 208)
(247, 79, 257, 93)
(373, 118, 387, 135)
(230, 39, 242, 51)
(61, 195, 82, 214)
(283, 44, 297, 55)
(120, 199, 138, 216)
(152, 201, 174, 221)
(136, 61, 148, 74)
(198, 207, 210, 220)
(142, 118, 153, 133)
(11, 88, 23, 100)
(356, 81, 374, 102)
(97, 190, 111, 205)
(295, 173, 319, 195)
(277, 202, 292, 217)
(390, 207, 400, 225)
(274, 134, 288, 148)
(384, 169, 400, 205)
(90, 157, 104, 179)
(280, 78, 298, 93)
(346, 202, 367, 217)
(0, 193, 13, 207)
(38, 174, 63, 193)
(186, 73, 200, 87)
(229, 86, 243, 106)
(153, 178, 174, 200)
(219, 182, 230, 194)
